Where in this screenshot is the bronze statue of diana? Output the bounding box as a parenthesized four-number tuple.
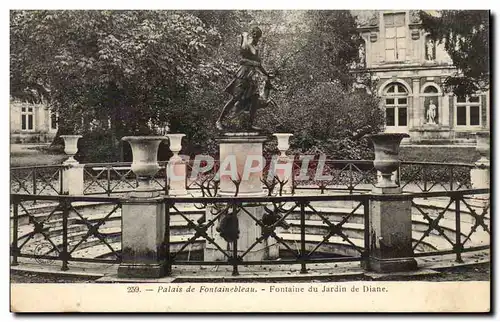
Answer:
(215, 26, 276, 132)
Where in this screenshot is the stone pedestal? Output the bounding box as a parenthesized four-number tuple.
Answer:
(366, 132, 417, 272)
(61, 161, 84, 195)
(470, 161, 490, 208)
(118, 136, 167, 278)
(60, 135, 84, 195)
(409, 125, 452, 143)
(204, 133, 279, 261)
(471, 162, 490, 189)
(167, 156, 187, 196)
(471, 131, 490, 207)
(118, 198, 166, 278)
(367, 190, 417, 272)
(218, 133, 266, 196)
(274, 155, 294, 195)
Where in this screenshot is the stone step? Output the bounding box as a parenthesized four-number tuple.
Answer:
(277, 233, 364, 258)
(18, 227, 122, 256)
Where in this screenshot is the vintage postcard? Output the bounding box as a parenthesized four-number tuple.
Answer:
(9, 7, 491, 313)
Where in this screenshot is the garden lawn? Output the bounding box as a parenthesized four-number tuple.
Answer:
(10, 144, 66, 167)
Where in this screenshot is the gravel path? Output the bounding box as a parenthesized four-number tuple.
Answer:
(10, 263, 489, 283)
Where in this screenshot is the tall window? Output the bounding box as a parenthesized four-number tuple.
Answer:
(21, 106, 34, 131)
(456, 96, 481, 127)
(50, 111, 58, 130)
(384, 83, 408, 127)
(384, 13, 406, 61)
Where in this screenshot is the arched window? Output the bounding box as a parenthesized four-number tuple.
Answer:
(384, 83, 408, 127)
(422, 85, 439, 124)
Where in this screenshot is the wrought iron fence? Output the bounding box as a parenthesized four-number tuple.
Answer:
(164, 194, 370, 276)
(410, 190, 490, 262)
(10, 194, 122, 271)
(10, 165, 66, 196)
(10, 160, 475, 196)
(185, 159, 220, 193)
(291, 160, 377, 194)
(83, 162, 168, 196)
(10, 188, 489, 274)
(399, 161, 473, 193)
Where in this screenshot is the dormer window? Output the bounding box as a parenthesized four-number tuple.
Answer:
(384, 13, 406, 62)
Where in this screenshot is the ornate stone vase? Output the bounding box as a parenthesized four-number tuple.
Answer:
(368, 133, 409, 188)
(475, 131, 490, 165)
(166, 134, 187, 196)
(122, 136, 166, 195)
(60, 135, 82, 164)
(273, 133, 293, 157)
(166, 134, 186, 159)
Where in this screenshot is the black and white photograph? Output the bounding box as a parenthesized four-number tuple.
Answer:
(8, 6, 491, 312)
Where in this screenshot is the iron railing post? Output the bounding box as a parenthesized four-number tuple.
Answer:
(164, 200, 172, 275)
(59, 167, 64, 195)
(454, 196, 463, 263)
(32, 168, 37, 196)
(167, 163, 171, 195)
(232, 239, 239, 276)
(449, 167, 454, 191)
(423, 166, 428, 193)
(396, 165, 401, 187)
(300, 202, 307, 274)
(106, 166, 111, 196)
(348, 163, 354, 194)
(363, 197, 370, 267)
(231, 203, 239, 276)
(11, 199, 19, 266)
(61, 199, 70, 271)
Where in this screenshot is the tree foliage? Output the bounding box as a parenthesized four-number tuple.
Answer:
(419, 10, 490, 96)
(10, 10, 382, 161)
(252, 10, 382, 159)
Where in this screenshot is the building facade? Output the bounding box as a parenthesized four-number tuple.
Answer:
(10, 99, 58, 143)
(354, 10, 489, 144)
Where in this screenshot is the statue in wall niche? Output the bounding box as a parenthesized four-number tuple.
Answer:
(359, 42, 366, 67)
(426, 37, 436, 61)
(215, 26, 276, 132)
(368, 13, 379, 26)
(426, 99, 437, 125)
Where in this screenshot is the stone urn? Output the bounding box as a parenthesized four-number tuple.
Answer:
(166, 134, 186, 160)
(60, 135, 82, 164)
(273, 133, 293, 157)
(166, 134, 187, 196)
(368, 133, 409, 189)
(475, 131, 490, 165)
(122, 136, 166, 197)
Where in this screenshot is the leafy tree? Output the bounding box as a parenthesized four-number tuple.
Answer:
(419, 10, 490, 96)
(251, 10, 383, 159)
(11, 10, 245, 160)
(11, 10, 382, 161)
